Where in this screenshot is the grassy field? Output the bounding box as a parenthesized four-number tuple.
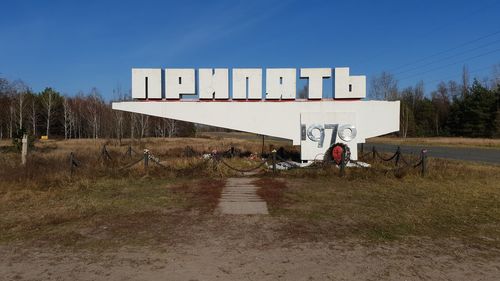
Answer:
(257, 159, 500, 248)
(369, 136, 500, 148)
(0, 136, 499, 251)
(0, 136, 288, 248)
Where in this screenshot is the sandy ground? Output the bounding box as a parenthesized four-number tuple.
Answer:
(1, 216, 499, 281)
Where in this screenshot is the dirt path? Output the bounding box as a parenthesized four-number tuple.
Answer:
(1, 216, 499, 281)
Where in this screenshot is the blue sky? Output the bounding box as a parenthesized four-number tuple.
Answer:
(1, 0, 499, 100)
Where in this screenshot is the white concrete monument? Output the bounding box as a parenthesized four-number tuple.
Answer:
(113, 67, 400, 162)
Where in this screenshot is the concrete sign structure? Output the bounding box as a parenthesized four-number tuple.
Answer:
(113, 67, 400, 162)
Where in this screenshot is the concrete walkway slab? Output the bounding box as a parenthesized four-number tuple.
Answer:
(217, 178, 269, 215)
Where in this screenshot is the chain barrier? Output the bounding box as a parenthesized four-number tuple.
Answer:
(359, 151, 373, 160)
(118, 156, 144, 171)
(69, 152, 80, 176)
(122, 145, 139, 158)
(100, 145, 113, 161)
(374, 149, 399, 162)
(359, 146, 428, 176)
(68, 144, 428, 177)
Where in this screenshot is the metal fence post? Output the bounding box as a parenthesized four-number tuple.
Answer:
(272, 149, 277, 174)
(339, 149, 346, 177)
(421, 149, 427, 177)
(261, 135, 265, 156)
(395, 146, 401, 166)
(144, 149, 149, 171)
(372, 146, 376, 160)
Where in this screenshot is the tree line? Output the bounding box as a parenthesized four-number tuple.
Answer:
(0, 79, 195, 141)
(1, 66, 499, 141)
(370, 66, 500, 138)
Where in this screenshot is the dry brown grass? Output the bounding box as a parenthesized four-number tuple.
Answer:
(370, 136, 500, 148)
(254, 178, 287, 211)
(259, 158, 500, 248)
(1, 136, 499, 250)
(0, 137, 244, 248)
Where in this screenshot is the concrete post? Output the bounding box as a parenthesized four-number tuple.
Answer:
(144, 149, 149, 170)
(21, 134, 28, 165)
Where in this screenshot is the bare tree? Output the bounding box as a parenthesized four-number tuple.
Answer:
(447, 80, 460, 99)
(9, 102, 14, 138)
(0, 79, 9, 139)
(29, 94, 37, 136)
(370, 72, 398, 100)
(165, 119, 177, 137)
(130, 113, 135, 139)
(400, 103, 410, 138)
(1, 81, 16, 138)
(114, 108, 124, 141)
(40, 88, 56, 137)
(112, 85, 125, 143)
(413, 81, 424, 110)
(136, 114, 149, 138)
(62, 96, 71, 139)
(431, 82, 450, 135)
(461, 65, 469, 97)
(86, 88, 101, 139)
(491, 63, 500, 89)
(13, 81, 28, 130)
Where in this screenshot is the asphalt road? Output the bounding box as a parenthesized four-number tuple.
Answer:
(360, 143, 500, 165)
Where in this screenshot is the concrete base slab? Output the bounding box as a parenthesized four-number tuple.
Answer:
(218, 202, 269, 215)
(217, 177, 269, 215)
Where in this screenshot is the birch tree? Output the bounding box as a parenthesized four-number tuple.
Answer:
(137, 114, 149, 138)
(9, 102, 14, 138)
(40, 87, 57, 137)
(13, 81, 28, 130)
(370, 72, 398, 100)
(63, 96, 71, 139)
(87, 88, 101, 139)
(29, 93, 37, 136)
(166, 119, 177, 137)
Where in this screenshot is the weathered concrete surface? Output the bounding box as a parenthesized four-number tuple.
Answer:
(217, 178, 268, 215)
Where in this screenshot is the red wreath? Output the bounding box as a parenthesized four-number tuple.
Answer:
(330, 143, 350, 165)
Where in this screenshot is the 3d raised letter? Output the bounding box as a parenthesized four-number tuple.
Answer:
(232, 69, 262, 99)
(266, 68, 296, 99)
(300, 68, 331, 99)
(199, 68, 229, 99)
(132, 68, 162, 99)
(333, 67, 366, 99)
(165, 69, 195, 99)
